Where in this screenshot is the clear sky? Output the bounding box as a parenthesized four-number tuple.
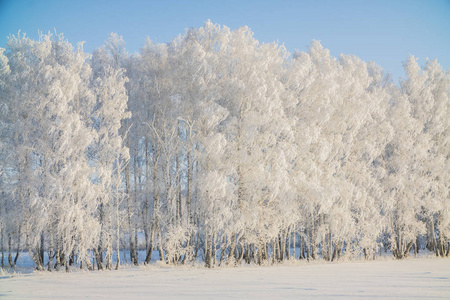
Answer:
(0, 0, 449, 81)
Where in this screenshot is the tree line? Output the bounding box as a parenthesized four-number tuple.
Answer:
(0, 21, 448, 271)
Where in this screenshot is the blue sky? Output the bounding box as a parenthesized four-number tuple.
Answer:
(0, 0, 448, 81)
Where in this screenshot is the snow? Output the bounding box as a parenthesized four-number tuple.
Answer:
(1, 258, 449, 299)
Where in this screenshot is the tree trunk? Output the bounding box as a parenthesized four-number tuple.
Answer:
(176, 125, 182, 225)
(311, 214, 317, 260)
(415, 235, 420, 255)
(157, 231, 164, 262)
(426, 215, 438, 255)
(291, 226, 296, 260)
(257, 241, 263, 265)
(187, 151, 192, 224)
(262, 242, 268, 261)
(132, 152, 140, 266)
(205, 229, 211, 268)
(14, 226, 21, 266)
(328, 231, 333, 262)
(39, 232, 45, 268)
(134, 224, 139, 265)
(94, 248, 103, 270)
(437, 212, 445, 257)
(125, 161, 137, 265)
(1, 227, 4, 268)
(8, 234, 13, 267)
(47, 231, 53, 271)
(212, 232, 217, 266)
(226, 233, 237, 266)
(235, 241, 245, 265)
(304, 229, 310, 260)
(279, 231, 286, 261)
(105, 212, 113, 270)
(271, 240, 276, 264)
(285, 228, 291, 261)
(115, 216, 121, 270)
(144, 227, 154, 265)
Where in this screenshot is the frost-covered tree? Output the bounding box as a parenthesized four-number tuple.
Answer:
(4, 33, 99, 270)
(380, 88, 426, 259)
(401, 57, 450, 257)
(92, 33, 140, 266)
(90, 64, 130, 270)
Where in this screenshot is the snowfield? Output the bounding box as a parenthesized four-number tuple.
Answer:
(1, 257, 449, 299)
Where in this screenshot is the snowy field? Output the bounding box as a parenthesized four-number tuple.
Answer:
(1, 257, 449, 299)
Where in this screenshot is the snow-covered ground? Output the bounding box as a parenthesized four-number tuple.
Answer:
(1, 257, 449, 299)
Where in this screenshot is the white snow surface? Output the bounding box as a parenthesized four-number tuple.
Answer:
(1, 257, 450, 299)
